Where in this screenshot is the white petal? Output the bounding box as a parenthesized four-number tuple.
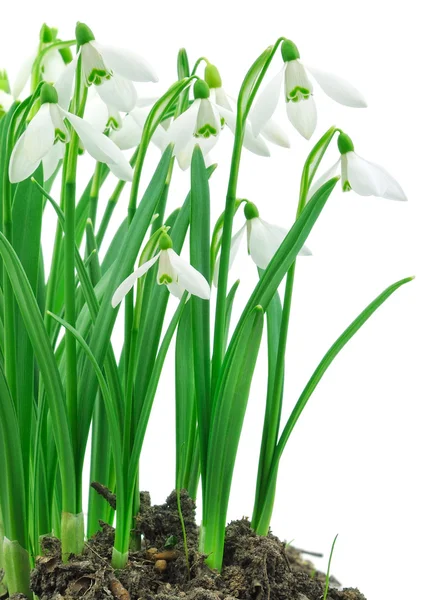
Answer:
(168, 100, 200, 152)
(9, 132, 41, 183)
(284, 60, 313, 99)
(55, 58, 77, 109)
(306, 65, 367, 108)
(24, 104, 55, 162)
(260, 118, 290, 148)
(213, 87, 233, 111)
(84, 96, 109, 132)
(286, 95, 317, 140)
(49, 104, 69, 141)
(151, 125, 169, 152)
(195, 99, 222, 138)
(62, 109, 133, 181)
(97, 75, 137, 112)
(94, 43, 158, 83)
(136, 96, 158, 107)
(308, 158, 340, 199)
(167, 281, 185, 299)
(218, 105, 270, 157)
(213, 224, 246, 287)
(251, 66, 285, 136)
(42, 50, 66, 84)
(175, 135, 218, 170)
(248, 218, 287, 269)
(111, 114, 142, 150)
(12, 50, 37, 98)
(112, 253, 160, 307)
(42, 142, 64, 181)
(167, 250, 211, 299)
(346, 152, 407, 200)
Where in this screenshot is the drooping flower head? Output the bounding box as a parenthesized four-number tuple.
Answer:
(309, 132, 407, 201)
(73, 22, 158, 113)
(9, 82, 133, 183)
(204, 61, 290, 156)
(168, 78, 222, 170)
(251, 39, 367, 140)
(214, 201, 311, 285)
(112, 232, 211, 307)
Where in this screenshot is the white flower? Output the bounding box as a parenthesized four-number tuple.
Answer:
(309, 133, 407, 201)
(205, 63, 290, 156)
(73, 22, 158, 113)
(168, 79, 222, 170)
(111, 233, 210, 307)
(110, 102, 168, 152)
(9, 83, 133, 183)
(251, 40, 367, 141)
(214, 202, 311, 284)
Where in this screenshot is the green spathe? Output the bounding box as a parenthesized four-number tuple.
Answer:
(159, 232, 173, 250)
(40, 82, 58, 105)
(244, 201, 259, 220)
(194, 79, 210, 100)
(76, 22, 95, 46)
(2, 538, 31, 598)
(61, 512, 84, 561)
(281, 39, 300, 62)
(337, 132, 354, 154)
(40, 23, 55, 44)
(205, 63, 222, 89)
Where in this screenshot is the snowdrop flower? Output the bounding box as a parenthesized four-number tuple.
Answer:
(9, 83, 133, 183)
(112, 233, 210, 307)
(309, 132, 407, 201)
(214, 202, 311, 284)
(251, 39, 367, 141)
(110, 103, 168, 152)
(205, 62, 290, 156)
(168, 79, 222, 170)
(73, 22, 158, 113)
(12, 24, 71, 99)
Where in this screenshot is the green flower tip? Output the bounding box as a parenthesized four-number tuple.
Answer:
(0, 69, 10, 94)
(337, 132, 354, 155)
(244, 201, 259, 220)
(194, 79, 210, 100)
(59, 47, 73, 65)
(205, 63, 222, 89)
(40, 23, 56, 44)
(281, 39, 300, 62)
(75, 22, 95, 46)
(40, 83, 58, 105)
(159, 233, 173, 250)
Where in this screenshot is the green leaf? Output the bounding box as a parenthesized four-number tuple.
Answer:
(209, 199, 244, 283)
(77, 145, 174, 468)
(190, 146, 211, 483)
(0, 231, 76, 514)
(299, 126, 338, 207)
(254, 275, 414, 533)
(203, 306, 265, 570)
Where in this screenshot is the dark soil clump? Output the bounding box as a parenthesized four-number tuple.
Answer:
(30, 490, 365, 600)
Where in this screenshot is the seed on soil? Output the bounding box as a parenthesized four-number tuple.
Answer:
(154, 559, 167, 573)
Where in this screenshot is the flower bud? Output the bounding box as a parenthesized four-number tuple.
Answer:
(40, 83, 58, 105)
(193, 79, 210, 100)
(244, 201, 260, 220)
(205, 63, 222, 89)
(40, 23, 55, 44)
(337, 132, 354, 155)
(281, 39, 300, 62)
(159, 233, 173, 250)
(75, 22, 95, 46)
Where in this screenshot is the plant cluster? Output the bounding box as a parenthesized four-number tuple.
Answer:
(0, 22, 411, 598)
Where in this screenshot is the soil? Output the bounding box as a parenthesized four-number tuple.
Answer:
(26, 490, 366, 600)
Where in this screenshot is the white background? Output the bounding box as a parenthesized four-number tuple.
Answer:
(2, 1, 428, 598)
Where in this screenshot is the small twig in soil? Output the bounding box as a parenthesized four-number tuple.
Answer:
(91, 482, 117, 509)
(294, 547, 324, 558)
